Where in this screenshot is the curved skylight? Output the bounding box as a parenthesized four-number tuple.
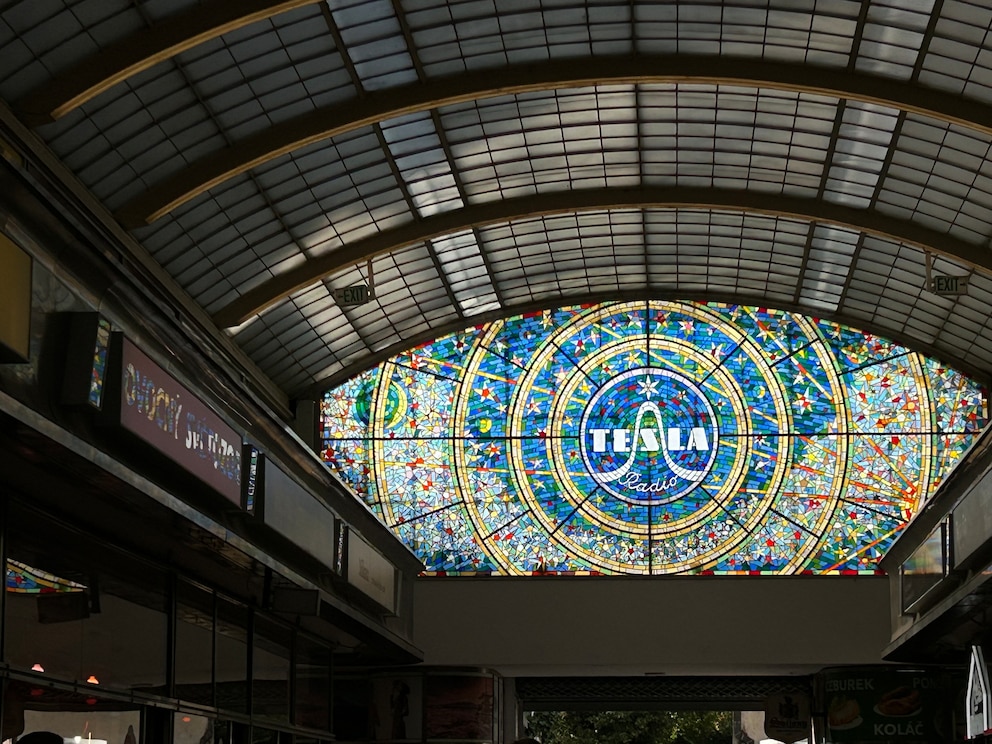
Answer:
(320, 301, 987, 575)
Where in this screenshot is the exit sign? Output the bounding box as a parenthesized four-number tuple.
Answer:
(332, 285, 372, 306)
(931, 275, 968, 296)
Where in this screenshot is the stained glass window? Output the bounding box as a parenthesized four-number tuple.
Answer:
(320, 302, 987, 575)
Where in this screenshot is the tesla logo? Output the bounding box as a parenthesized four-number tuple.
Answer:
(588, 419, 710, 454)
(579, 369, 718, 504)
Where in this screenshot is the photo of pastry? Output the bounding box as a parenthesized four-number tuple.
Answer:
(827, 696, 862, 730)
(875, 686, 923, 717)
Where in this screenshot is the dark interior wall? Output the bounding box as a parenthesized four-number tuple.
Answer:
(413, 575, 891, 677)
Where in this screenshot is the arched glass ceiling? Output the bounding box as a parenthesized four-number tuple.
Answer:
(231, 210, 988, 396)
(320, 301, 987, 575)
(5, 0, 992, 404)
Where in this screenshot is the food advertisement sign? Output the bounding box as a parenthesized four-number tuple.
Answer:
(823, 667, 951, 743)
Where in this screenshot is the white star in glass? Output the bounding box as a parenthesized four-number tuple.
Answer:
(637, 376, 661, 399)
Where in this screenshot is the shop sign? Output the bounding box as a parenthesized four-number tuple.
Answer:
(262, 460, 338, 571)
(763, 692, 809, 743)
(117, 335, 242, 504)
(823, 666, 950, 743)
(347, 532, 396, 612)
(967, 645, 991, 738)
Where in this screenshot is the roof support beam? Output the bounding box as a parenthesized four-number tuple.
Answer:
(116, 55, 992, 227)
(211, 186, 990, 328)
(15, 0, 320, 124)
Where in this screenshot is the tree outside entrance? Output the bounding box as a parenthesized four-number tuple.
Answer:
(526, 709, 734, 744)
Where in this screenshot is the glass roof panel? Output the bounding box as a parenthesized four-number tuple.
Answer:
(921, 1, 992, 103)
(0, 0, 145, 98)
(328, 0, 418, 90)
(381, 111, 465, 216)
(823, 101, 899, 208)
(854, 0, 933, 79)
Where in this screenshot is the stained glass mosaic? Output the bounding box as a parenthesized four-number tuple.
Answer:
(6, 560, 86, 593)
(320, 302, 988, 575)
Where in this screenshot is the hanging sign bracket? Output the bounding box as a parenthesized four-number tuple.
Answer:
(332, 258, 375, 306)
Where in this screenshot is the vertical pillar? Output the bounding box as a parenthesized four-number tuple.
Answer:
(501, 677, 522, 743)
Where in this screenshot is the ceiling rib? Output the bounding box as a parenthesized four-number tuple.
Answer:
(211, 186, 990, 328)
(14, 0, 320, 124)
(115, 55, 992, 228)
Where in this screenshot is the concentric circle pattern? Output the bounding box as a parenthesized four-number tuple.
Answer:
(321, 302, 987, 575)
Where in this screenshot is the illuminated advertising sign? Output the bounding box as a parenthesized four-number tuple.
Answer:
(822, 666, 951, 743)
(117, 335, 242, 504)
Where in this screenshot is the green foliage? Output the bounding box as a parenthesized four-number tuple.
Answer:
(526, 709, 733, 744)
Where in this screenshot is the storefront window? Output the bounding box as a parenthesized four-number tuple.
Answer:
(4, 503, 168, 694)
(3, 680, 140, 743)
(215, 598, 249, 715)
(173, 713, 227, 744)
(294, 636, 331, 731)
(252, 617, 291, 725)
(248, 728, 280, 744)
(332, 678, 372, 742)
(2, 505, 335, 741)
(175, 580, 216, 707)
